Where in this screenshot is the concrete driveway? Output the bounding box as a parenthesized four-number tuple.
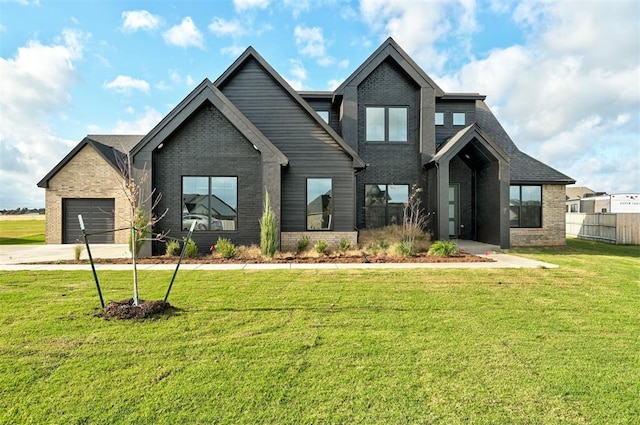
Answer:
(0, 244, 131, 265)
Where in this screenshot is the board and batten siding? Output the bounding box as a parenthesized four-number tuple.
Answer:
(219, 58, 356, 232)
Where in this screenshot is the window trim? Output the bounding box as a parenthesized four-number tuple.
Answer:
(365, 106, 409, 143)
(306, 177, 333, 231)
(510, 185, 542, 228)
(181, 175, 238, 232)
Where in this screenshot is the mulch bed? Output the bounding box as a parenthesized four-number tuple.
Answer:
(85, 252, 494, 265)
(101, 298, 174, 320)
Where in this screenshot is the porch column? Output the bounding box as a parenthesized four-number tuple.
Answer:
(262, 161, 282, 249)
(436, 161, 450, 241)
(499, 160, 511, 249)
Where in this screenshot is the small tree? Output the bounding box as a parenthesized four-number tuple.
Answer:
(402, 184, 430, 253)
(260, 190, 278, 258)
(118, 151, 167, 306)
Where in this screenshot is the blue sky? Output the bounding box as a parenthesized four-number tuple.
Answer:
(1, 0, 639, 209)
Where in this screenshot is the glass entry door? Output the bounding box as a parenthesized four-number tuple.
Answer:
(448, 184, 459, 238)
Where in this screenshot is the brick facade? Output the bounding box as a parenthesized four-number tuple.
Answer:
(510, 184, 567, 246)
(45, 145, 129, 243)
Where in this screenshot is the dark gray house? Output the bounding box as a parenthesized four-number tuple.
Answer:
(38, 38, 574, 254)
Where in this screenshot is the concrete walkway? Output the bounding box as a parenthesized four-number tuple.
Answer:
(0, 242, 558, 270)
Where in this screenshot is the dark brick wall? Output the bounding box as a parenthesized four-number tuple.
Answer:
(355, 59, 422, 228)
(435, 100, 477, 149)
(153, 102, 262, 253)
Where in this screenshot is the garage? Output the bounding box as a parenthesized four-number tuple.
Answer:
(63, 198, 115, 244)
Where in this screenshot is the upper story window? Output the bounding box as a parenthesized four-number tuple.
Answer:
(182, 176, 237, 231)
(435, 112, 444, 126)
(307, 178, 333, 230)
(366, 106, 408, 142)
(510, 185, 542, 228)
(453, 112, 466, 126)
(317, 110, 329, 123)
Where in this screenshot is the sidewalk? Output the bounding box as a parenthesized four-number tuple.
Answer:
(0, 243, 558, 270)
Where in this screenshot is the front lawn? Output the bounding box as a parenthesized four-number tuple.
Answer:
(0, 218, 45, 245)
(0, 239, 638, 424)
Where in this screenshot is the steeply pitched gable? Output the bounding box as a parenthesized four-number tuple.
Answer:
(131, 79, 288, 166)
(335, 37, 444, 96)
(215, 47, 365, 168)
(37, 135, 143, 188)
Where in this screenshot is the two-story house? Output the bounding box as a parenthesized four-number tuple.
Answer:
(38, 38, 574, 255)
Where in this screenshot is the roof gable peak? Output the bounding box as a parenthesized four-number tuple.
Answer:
(335, 37, 444, 96)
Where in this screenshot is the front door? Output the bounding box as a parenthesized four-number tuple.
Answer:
(448, 184, 459, 238)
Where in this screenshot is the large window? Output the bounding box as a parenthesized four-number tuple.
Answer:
(182, 176, 237, 231)
(510, 185, 542, 228)
(366, 107, 408, 142)
(307, 178, 332, 230)
(365, 184, 409, 228)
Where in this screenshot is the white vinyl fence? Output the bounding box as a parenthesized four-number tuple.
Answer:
(566, 213, 640, 245)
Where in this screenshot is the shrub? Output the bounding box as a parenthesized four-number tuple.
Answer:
(215, 237, 236, 259)
(337, 237, 352, 253)
(165, 239, 180, 256)
(74, 244, 83, 261)
(428, 240, 460, 257)
(260, 191, 278, 258)
(297, 235, 310, 253)
(315, 240, 329, 255)
(395, 240, 415, 257)
(184, 239, 198, 258)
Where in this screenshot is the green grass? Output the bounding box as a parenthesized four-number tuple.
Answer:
(0, 219, 45, 245)
(1, 239, 638, 424)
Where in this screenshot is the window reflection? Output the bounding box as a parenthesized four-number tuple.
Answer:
(182, 176, 237, 231)
(307, 178, 332, 230)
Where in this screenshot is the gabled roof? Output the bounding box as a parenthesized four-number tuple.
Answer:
(428, 124, 509, 166)
(214, 47, 366, 168)
(334, 37, 445, 96)
(131, 78, 288, 165)
(474, 101, 575, 184)
(37, 135, 143, 188)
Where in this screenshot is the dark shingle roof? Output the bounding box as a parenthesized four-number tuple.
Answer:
(37, 135, 144, 188)
(475, 101, 575, 184)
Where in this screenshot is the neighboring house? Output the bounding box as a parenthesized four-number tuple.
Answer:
(566, 186, 597, 213)
(38, 38, 575, 255)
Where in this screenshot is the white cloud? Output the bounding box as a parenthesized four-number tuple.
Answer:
(121, 10, 161, 33)
(294, 24, 340, 67)
(284, 59, 307, 90)
(327, 78, 343, 91)
(234, 0, 270, 12)
(208, 17, 247, 37)
(437, 0, 640, 193)
(283, 0, 310, 18)
(162, 17, 204, 49)
(358, 0, 480, 72)
(112, 107, 163, 134)
(221, 45, 246, 56)
(104, 75, 150, 94)
(0, 28, 87, 208)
